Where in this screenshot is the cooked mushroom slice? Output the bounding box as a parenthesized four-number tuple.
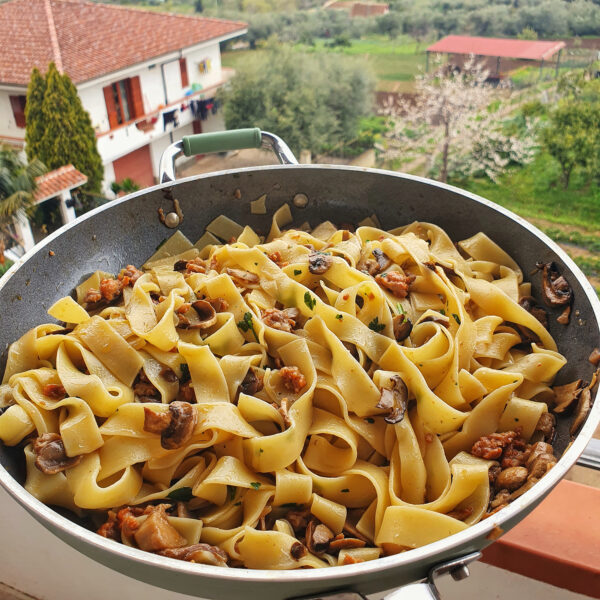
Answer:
(208, 297, 229, 313)
(160, 366, 179, 383)
(143, 401, 197, 450)
(552, 379, 583, 414)
(527, 453, 557, 479)
(238, 367, 264, 396)
(526, 442, 554, 468)
(536, 262, 573, 307)
(589, 348, 600, 366)
(328, 537, 367, 552)
(159, 543, 229, 567)
(570, 386, 592, 437)
(372, 248, 392, 271)
(308, 252, 333, 275)
(495, 466, 528, 491)
(307, 521, 335, 554)
(33, 433, 82, 475)
(518, 296, 548, 328)
(376, 375, 409, 424)
(535, 412, 556, 443)
(134, 504, 187, 552)
(226, 268, 260, 287)
(392, 313, 412, 342)
(357, 257, 379, 276)
(191, 300, 218, 329)
(290, 541, 307, 560)
(342, 521, 371, 544)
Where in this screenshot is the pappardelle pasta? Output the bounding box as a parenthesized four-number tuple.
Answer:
(0, 209, 569, 569)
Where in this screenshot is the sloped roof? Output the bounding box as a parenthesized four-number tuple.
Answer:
(0, 0, 246, 86)
(427, 35, 565, 61)
(34, 164, 87, 203)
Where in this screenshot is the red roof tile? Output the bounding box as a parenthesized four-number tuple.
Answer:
(427, 35, 565, 61)
(0, 0, 246, 86)
(34, 164, 88, 202)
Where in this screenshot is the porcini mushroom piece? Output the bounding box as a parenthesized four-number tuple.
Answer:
(557, 305, 571, 325)
(570, 387, 591, 437)
(536, 262, 573, 307)
(495, 466, 528, 491)
(535, 412, 556, 443)
(308, 252, 333, 275)
(589, 348, 600, 366)
(392, 314, 412, 342)
(552, 380, 583, 414)
(190, 300, 218, 329)
(159, 543, 229, 567)
(226, 268, 260, 287)
(420, 313, 450, 327)
(33, 433, 82, 475)
(238, 367, 264, 397)
(134, 504, 186, 552)
(518, 296, 548, 328)
(290, 541, 307, 560)
(307, 521, 335, 554)
(372, 248, 392, 272)
(376, 375, 409, 424)
(328, 537, 367, 552)
(143, 402, 197, 450)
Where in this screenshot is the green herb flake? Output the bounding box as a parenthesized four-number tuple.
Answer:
(368, 317, 385, 332)
(259, 448, 264, 453)
(336, 314, 343, 320)
(396, 302, 406, 315)
(227, 485, 237, 502)
(294, 269, 302, 276)
(237, 311, 259, 342)
(440, 309, 446, 316)
(167, 487, 194, 501)
(364, 417, 375, 424)
(304, 291, 316, 311)
(452, 313, 461, 325)
(250, 482, 262, 490)
(179, 363, 191, 383)
(341, 488, 350, 493)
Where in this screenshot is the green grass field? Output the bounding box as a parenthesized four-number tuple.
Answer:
(222, 36, 425, 88)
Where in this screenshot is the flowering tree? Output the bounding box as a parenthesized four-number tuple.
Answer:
(381, 56, 503, 182)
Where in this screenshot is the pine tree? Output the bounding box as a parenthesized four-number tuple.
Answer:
(31, 63, 103, 192)
(24, 67, 46, 163)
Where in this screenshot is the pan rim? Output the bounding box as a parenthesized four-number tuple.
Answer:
(0, 164, 599, 587)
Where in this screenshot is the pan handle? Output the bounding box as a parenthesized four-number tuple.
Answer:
(159, 128, 298, 183)
(291, 552, 482, 600)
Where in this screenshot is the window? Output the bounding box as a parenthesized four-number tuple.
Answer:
(9, 95, 26, 128)
(179, 58, 189, 88)
(103, 76, 144, 130)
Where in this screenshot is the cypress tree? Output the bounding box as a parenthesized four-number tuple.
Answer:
(35, 63, 103, 192)
(24, 67, 46, 162)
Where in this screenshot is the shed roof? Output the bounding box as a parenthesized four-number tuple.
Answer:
(34, 165, 88, 203)
(0, 0, 246, 86)
(427, 35, 565, 61)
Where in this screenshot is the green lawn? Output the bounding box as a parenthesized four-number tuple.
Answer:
(460, 153, 600, 231)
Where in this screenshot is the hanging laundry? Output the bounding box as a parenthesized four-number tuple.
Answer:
(163, 109, 179, 131)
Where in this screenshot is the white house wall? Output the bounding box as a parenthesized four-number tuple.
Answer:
(0, 90, 25, 142)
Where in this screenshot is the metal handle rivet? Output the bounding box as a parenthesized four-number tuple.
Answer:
(165, 212, 180, 228)
(293, 193, 309, 208)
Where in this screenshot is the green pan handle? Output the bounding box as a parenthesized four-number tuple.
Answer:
(182, 128, 262, 156)
(160, 128, 297, 182)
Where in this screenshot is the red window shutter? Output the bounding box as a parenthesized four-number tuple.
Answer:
(129, 76, 144, 119)
(10, 95, 26, 128)
(103, 84, 118, 129)
(179, 58, 189, 88)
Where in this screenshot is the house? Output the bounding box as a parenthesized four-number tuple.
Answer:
(0, 0, 247, 195)
(323, 1, 389, 17)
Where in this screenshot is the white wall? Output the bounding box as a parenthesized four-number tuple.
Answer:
(0, 89, 26, 142)
(184, 43, 223, 92)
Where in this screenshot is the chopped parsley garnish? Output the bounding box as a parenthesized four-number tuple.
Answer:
(259, 448, 264, 453)
(250, 482, 262, 490)
(368, 317, 385, 332)
(304, 292, 316, 310)
(335, 314, 343, 320)
(440, 309, 446, 316)
(237, 311, 259, 342)
(167, 487, 194, 501)
(227, 485, 236, 502)
(364, 417, 375, 424)
(451, 313, 461, 325)
(341, 488, 350, 493)
(179, 363, 191, 383)
(294, 269, 302, 276)
(396, 302, 406, 315)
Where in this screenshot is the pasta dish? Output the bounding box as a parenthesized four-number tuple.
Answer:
(0, 206, 574, 569)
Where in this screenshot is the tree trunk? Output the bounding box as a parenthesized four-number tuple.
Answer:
(440, 121, 450, 183)
(0, 237, 5, 266)
(561, 164, 572, 189)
